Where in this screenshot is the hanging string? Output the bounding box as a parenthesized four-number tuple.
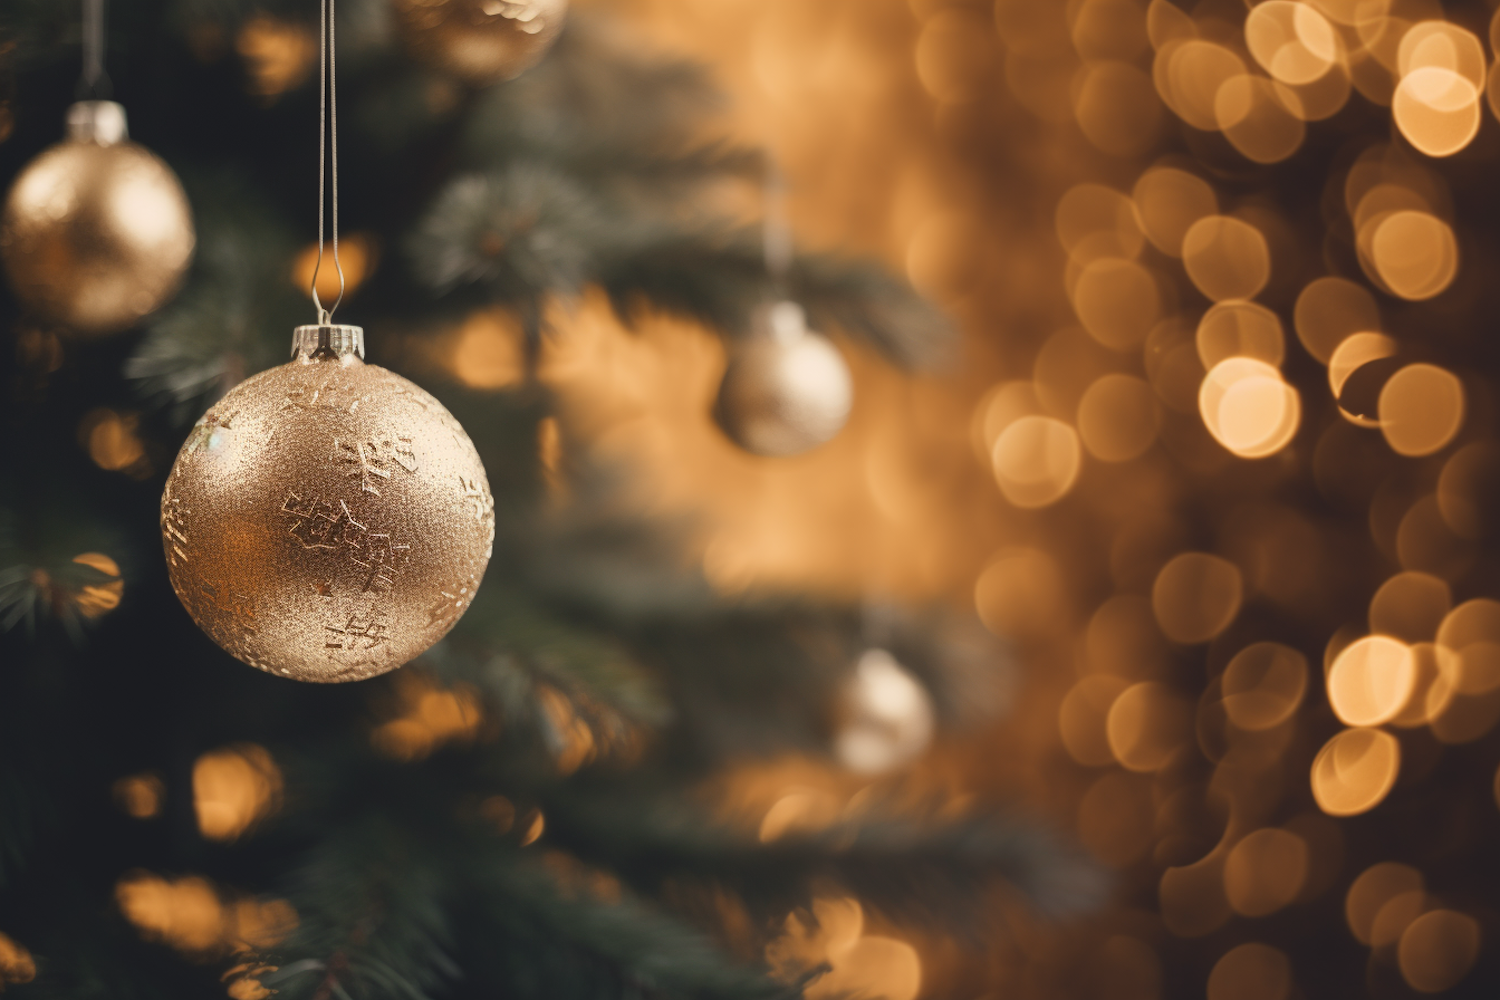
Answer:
(310, 0, 344, 325)
(763, 157, 792, 296)
(78, 0, 111, 100)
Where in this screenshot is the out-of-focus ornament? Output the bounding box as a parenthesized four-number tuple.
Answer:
(161, 324, 495, 682)
(714, 300, 854, 457)
(163, 0, 493, 683)
(0, 100, 194, 335)
(835, 648, 935, 775)
(393, 0, 567, 84)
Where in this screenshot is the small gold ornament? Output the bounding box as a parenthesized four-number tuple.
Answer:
(715, 301, 854, 457)
(394, 0, 568, 84)
(162, 325, 494, 683)
(835, 649, 934, 775)
(0, 101, 195, 335)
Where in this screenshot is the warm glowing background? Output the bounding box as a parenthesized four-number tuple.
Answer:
(67, 1, 1500, 997)
(445, 0, 1494, 996)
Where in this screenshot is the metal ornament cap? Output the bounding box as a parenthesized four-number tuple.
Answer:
(161, 335, 495, 682)
(293, 323, 365, 360)
(66, 100, 129, 145)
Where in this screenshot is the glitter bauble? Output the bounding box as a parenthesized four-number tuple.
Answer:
(834, 648, 934, 775)
(394, 0, 568, 84)
(0, 101, 194, 335)
(714, 301, 854, 457)
(162, 325, 494, 683)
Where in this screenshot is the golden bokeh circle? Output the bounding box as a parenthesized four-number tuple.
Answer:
(990, 415, 1082, 508)
(1206, 942, 1291, 1000)
(1077, 374, 1160, 463)
(1368, 211, 1458, 300)
(1224, 829, 1309, 917)
(1199, 357, 1301, 459)
(1133, 166, 1217, 256)
(1346, 862, 1424, 945)
(1398, 910, 1481, 994)
(1310, 727, 1401, 816)
(1182, 216, 1272, 302)
(1152, 552, 1243, 644)
(1378, 363, 1464, 457)
(1293, 276, 1381, 364)
(1221, 642, 1308, 731)
(1106, 681, 1191, 772)
(1327, 635, 1415, 727)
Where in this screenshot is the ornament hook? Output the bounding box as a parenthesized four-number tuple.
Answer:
(763, 156, 792, 296)
(310, 0, 346, 323)
(77, 0, 112, 101)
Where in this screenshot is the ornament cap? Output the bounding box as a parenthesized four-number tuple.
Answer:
(292, 324, 365, 361)
(66, 101, 128, 146)
(762, 300, 809, 345)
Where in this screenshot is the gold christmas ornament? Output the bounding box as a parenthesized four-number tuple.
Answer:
(161, 325, 495, 682)
(835, 648, 935, 775)
(715, 300, 854, 457)
(394, 0, 568, 84)
(0, 101, 194, 335)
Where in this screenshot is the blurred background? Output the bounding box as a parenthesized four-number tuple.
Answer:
(5, 0, 1500, 998)
(547, 3, 1500, 993)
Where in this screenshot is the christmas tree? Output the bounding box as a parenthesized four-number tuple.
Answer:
(0, 1, 1097, 997)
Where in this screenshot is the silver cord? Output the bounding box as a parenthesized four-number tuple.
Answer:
(310, 0, 345, 324)
(763, 158, 792, 284)
(79, 0, 110, 99)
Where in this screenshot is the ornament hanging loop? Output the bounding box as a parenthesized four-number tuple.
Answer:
(763, 156, 792, 298)
(309, 0, 345, 323)
(77, 0, 112, 101)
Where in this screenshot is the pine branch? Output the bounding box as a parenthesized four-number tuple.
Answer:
(407, 165, 950, 366)
(537, 784, 1106, 936)
(270, 819, 460, 1000)
(433, 582, 674, 743)
(125, 171, 306, 419)
(463, 852, 791, 1000)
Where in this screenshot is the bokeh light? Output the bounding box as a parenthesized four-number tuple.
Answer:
(1133, 166, 1216, 256)
(765, 898, 921, 1000)
(1311, 727, 1401, 816)
(1199, 358, 1301, 459)
(1224, 828, 1308, 917)
(990, 415, 1082, 508)
(193, 744, 283, 842)
(0, 932, 35, 987)
(1294, 276, 1382, 364)
(1207, 943, 1291, 1000)
(1106, 681, 1191, 772)
(1182, 216, 1272, 302)
(113, 772, 165, 819)
(1077, 374, 1159, 462)
(1196, 301, 1285, 369)
(1221, 642, 1307, 731)
(1398, 910, 1481, 993)
(1378, 363, 1464, 457)
(1152, 552, 1243, 644)
(1367, 211, 1458, 300)
(1327, 635, 1415, 727)
(1072, 258, 1160, 350)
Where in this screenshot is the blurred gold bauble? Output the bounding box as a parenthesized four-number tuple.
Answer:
(394, 0, 568, 84)
(0, 101, 194, 335)
(714, 301, 854, 457)
(834, 648, 934, 775)
(162, 325, 494, 683)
